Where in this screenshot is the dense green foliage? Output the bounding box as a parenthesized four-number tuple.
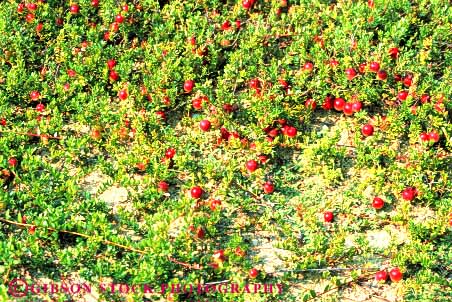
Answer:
(0, 0, 451, 301)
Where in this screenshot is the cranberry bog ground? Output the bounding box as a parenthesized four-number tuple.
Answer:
(0, 0, 452, 301)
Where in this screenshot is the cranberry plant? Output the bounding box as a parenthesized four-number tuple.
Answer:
(0, 0, 452, 301)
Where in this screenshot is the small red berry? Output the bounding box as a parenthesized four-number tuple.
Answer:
(161, 95, 170, 106)
(90, 129, 102, 140)
(199, 120, 211, 131)
(118, 89, 128, 100)
(67, 69, 76, 77)
(389, 47, 399, 59)
(389, 268, 403, 282)
(156, 111, 166, 120)
(26, 13, 35, 22)
(324, 211, 334, 222)
(27, 3, 38, 10)
(351, 101, 362, 112)
(192, 98, 203, 110)
(249, 268, 259, 278)
(403, 76, 412, 87)
(279, 125, 287, 136)
(372, 197, 385, 210)
(329, 59, 339, 68)
(196, 226, 205, 239)
(209, 199, 221, 211)
(279, 79, 289, 89)
(358, 62, 367, 74)
(401, 187, 417, 201)
(420, 132, 430, 142)
(165, 148, 176, 159)
(29, 225, 36, 234)
(158, 181, 169, 192)
(398, 91, 408, 101)
(322, 95, 334, 110)
(369, 61, 380, 72)
(91, 0, 99, 7)
(249, 78, 260, 89)
(376, 70, 388, 80)
(242, 0, 253, 10)
(36, 103, 45, 112)
(109, 70, 119, 81)
(30, 90, 40, 101)
(375, 270, 388, 282)
(69, 4, 80, 14)
(212, 250, 226, 262)
(345, 68, 357, 80)
(333, 98, 345, 111)
(258, 155, 268, 164)
(304, 62, 314, 72)
(285, 126, 297, 138)
(343, 102, 354, 116)
(245, 160, 258, 172)
(420, 94, 430, 104)
(8, 157, 18, 167)
(277, 119, 287, 125)
(18, 3, 25, 13)
(428, 131, 440, 143)
(107, 59, 117, 70)
(305, 99, 316, 110)
(361, 124, 374, 136)
(116, 14, 124, 23)
(184, 80, 194, 93)
(267, 128, 279, 137)
(221, 20, 231, 30)
(190, 186, 203, 199)
(235, 246, 245, 257)
(110, 22, 119, 32)
(263, 182, 274, 194)
(36, 22, 43, 32)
